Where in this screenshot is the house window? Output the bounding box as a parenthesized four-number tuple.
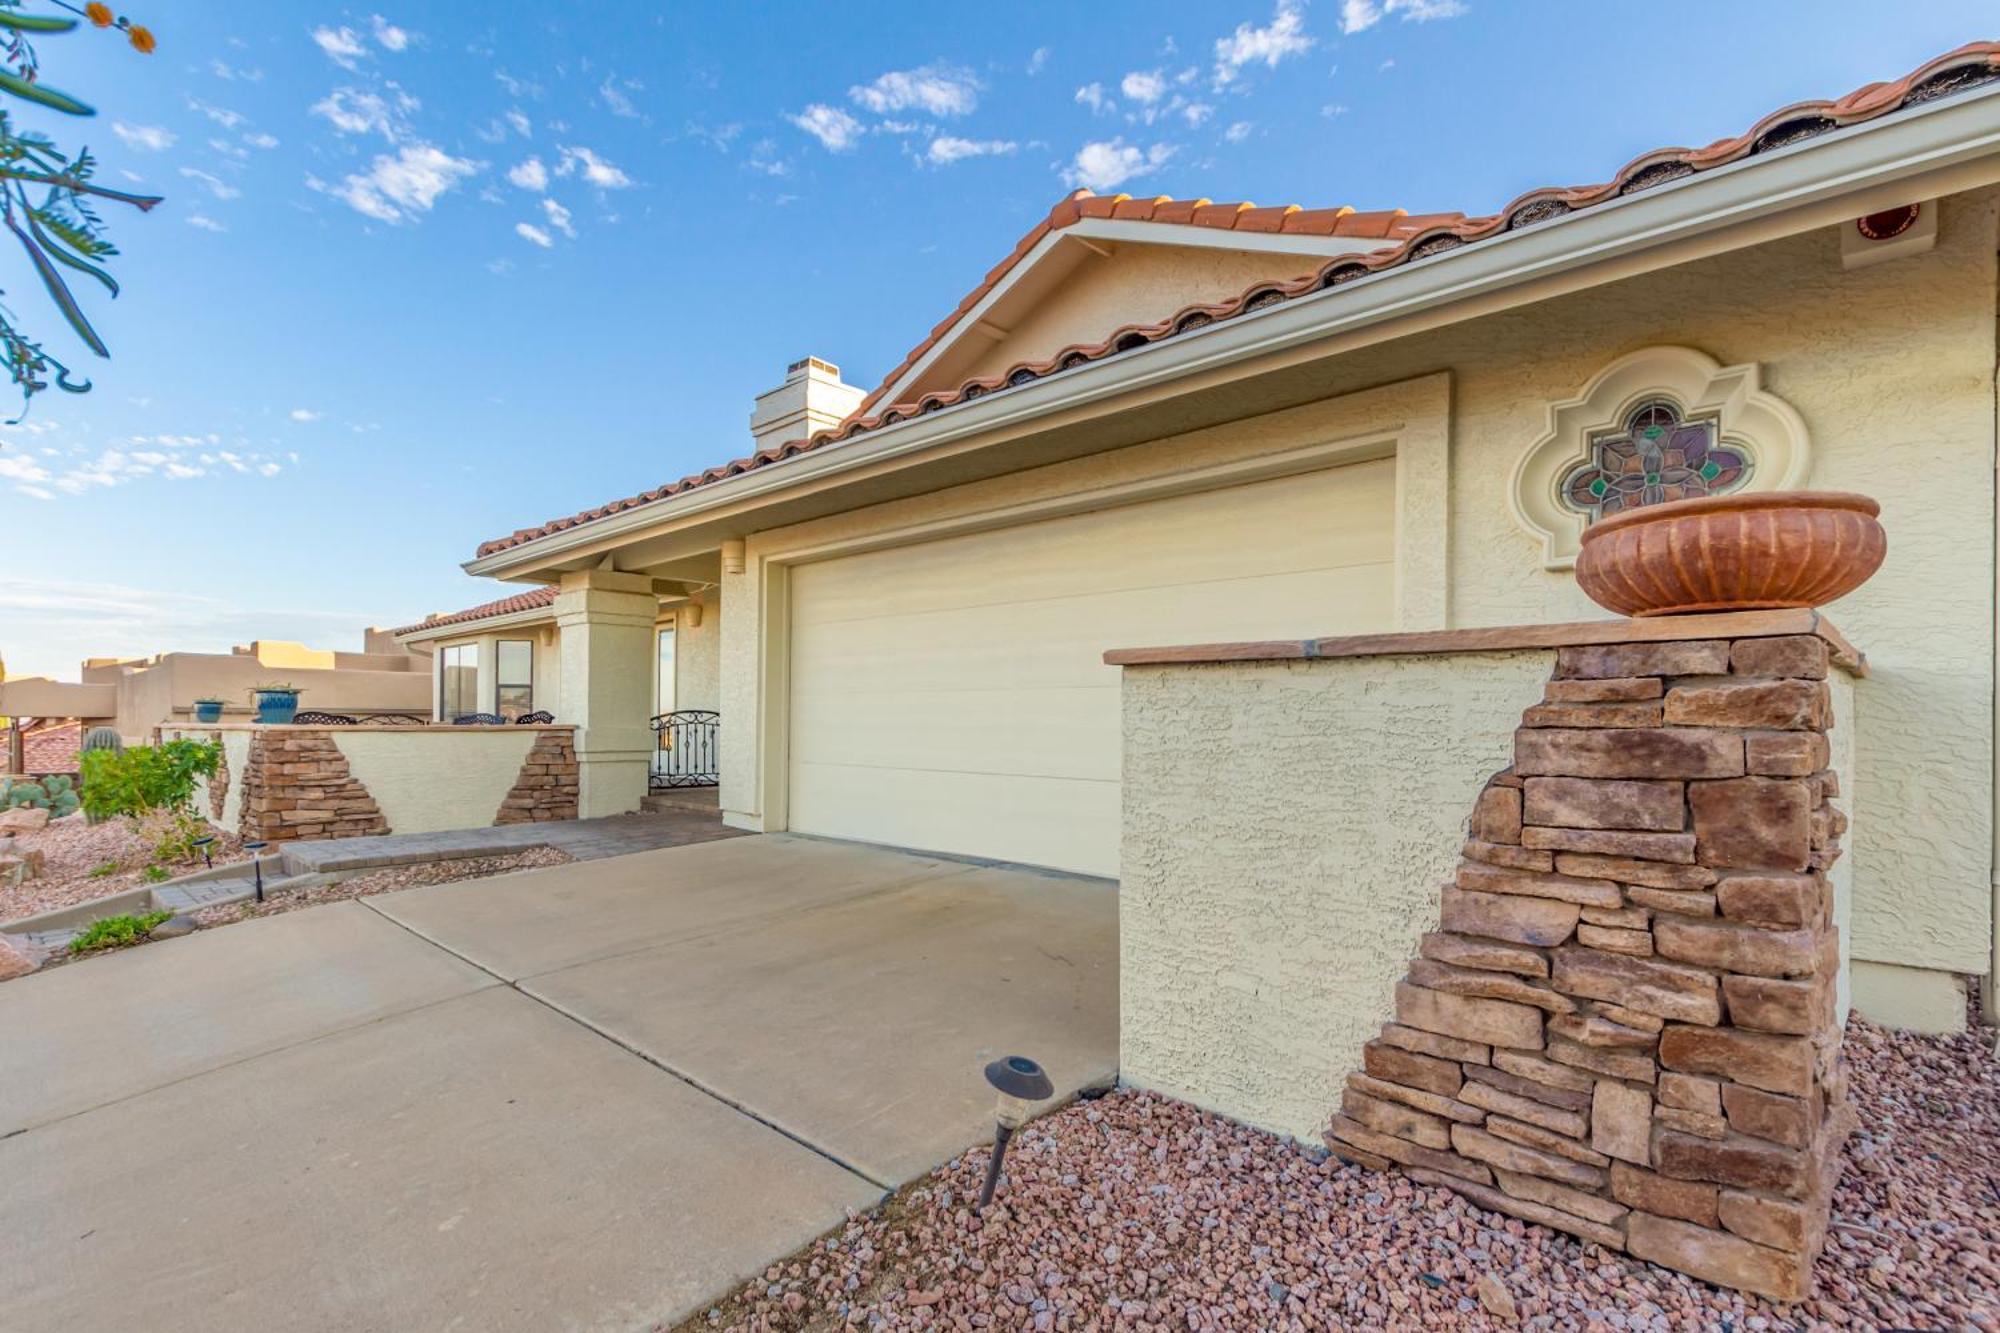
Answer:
(440, 643, 480, 720)
(1560, 398, 1749, 522)
(655, 622, 676, 716)
(496, 640, 534, 721)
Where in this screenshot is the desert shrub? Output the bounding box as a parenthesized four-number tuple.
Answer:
(69, 911, 172, 954)
(134, 807, 207, 866)
(80, 739, 220, 821)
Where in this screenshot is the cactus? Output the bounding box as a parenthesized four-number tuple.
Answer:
(40, 773, 78, 817)
(2, 779, 47, 809)
(82, 727, 122, 755)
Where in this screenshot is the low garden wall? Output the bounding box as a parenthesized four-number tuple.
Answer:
(166, 724, 578, 842)
(1110, 610, 1860, 1302)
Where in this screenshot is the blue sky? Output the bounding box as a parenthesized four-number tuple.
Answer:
(2, 0, 1992, 679)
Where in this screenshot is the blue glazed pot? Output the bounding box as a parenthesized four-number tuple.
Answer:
(253, 690, 299, 725)
(194, 700, 224, 723)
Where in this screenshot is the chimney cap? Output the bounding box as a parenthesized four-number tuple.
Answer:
(786, 356, 842, 379)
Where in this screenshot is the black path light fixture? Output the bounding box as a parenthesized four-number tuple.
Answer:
(976, 1055, 1054, 1212)
(191, 835, 215, 869)
(243, 840, 268, 902)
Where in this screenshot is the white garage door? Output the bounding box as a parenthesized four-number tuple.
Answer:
(787, 458, 1395, 877)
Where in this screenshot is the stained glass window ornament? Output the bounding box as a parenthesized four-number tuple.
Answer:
(1558, 397, 1750, 522)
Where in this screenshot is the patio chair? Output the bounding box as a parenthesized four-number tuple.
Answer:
(513, 710, 555, 724)
(452, 712, 507, 725)
(292, 710, 360, 725)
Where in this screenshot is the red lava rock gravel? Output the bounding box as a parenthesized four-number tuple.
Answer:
(671, 1008, 1999, 1332)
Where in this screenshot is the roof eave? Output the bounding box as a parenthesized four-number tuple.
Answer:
(466, 80, 2000, 580)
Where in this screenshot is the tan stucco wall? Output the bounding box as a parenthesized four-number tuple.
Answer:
(334, 730, 537, 834)
(669, 596, 721, 714)
(162, 727, 252, 832)
(1119, 650, 1555, 1141)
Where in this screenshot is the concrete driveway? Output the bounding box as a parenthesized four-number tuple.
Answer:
(0, 835, 1117, 1332)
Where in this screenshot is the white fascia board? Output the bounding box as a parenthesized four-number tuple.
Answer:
(875, 216, 1399, 409)
(468, 82, 2000, 579)
(394, 604, 556, 645)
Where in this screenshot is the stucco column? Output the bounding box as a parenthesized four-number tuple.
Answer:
(553, 569, 655, 818)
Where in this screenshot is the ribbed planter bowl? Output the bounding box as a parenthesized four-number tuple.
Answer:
(1575, 491, 1886, 618)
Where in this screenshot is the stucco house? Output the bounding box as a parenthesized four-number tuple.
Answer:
(451, 42, 1999, 1062)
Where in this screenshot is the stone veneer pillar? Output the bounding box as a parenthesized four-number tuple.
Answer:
(1324, 633, 1853, 1303)
(553, 569, 656, 818)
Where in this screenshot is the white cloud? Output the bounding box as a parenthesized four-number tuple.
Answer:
(1340, 0, 1466, 34)
(111, 122, 175, 151)
(1182, 101, 1215, 126)
(598, 74, 641, 118)
(244, 131, 280, 149)
(370, 14, 409, 51)
(507, 155, 548, 191)
(1027, 47, 1050, 75)
(1213, 0, 1315, 86)
(289, 408, 321, 422)
(504, 108, 531, 136)
(848, 63, 980, 117)
(926, 136, 1017, 166)
(555, 145, 632, 189)
(1061, 138, 1176, 192)
(1120, 71, 1167, 104)
(186, 214, 227, 232)
(540, 196, 575, 238)
(1074, 82, 1113, 115)
(515, 221, 553, 248)
(311, 25, 369, 70)
(0, 453, 51, 484)
(178, 167, 241, 200)
(309, 87, 415, 140)
(327, 143, 479, 223)
(188, 98, 245, 129)
(1224, 120, 1254, 143)
(789, 103, 863, 152)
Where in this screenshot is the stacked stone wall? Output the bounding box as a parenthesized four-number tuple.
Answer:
(1325, 633, 1852, 1302)
(238, 731, 390, 843)
(493, 730, 580, 823)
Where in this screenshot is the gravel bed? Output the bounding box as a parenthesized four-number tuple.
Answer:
(1, 814, 245, 921)
(672, 1005, 1999, 1332)
(193, 845, 572, 926)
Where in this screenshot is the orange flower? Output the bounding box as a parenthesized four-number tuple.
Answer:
(126, 24, 155, 53)
(84, 3, 114, 26)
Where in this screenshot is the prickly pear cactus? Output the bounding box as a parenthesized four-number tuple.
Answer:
(39, 773, 78, 818)
(81, 727, 123, 755)
(2, 779, 48, 810)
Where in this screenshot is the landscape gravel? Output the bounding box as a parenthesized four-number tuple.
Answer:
(672, 1005, 1999, 1332)
(194, 845, 572, 925)
(0, 813, 245, 920)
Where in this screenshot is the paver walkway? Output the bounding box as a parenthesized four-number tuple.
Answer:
(278, 807, 741, 873)
(0, 832, 1117, 1332)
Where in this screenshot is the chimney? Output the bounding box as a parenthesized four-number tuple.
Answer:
(749, 356, 865, 453)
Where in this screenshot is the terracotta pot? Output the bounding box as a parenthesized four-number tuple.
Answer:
(1574, 491, 1886, 618)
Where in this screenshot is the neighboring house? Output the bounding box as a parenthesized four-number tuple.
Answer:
(455, 44, 2000, 1032)
(0, 631, 431, 746)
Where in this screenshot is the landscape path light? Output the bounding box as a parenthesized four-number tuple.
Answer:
(243, 840, 267, 902)
(976, 1054, 1053, 1212)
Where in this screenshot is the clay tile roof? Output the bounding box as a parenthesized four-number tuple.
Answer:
(473, 42, 2000, 562)
(22, 720, 79, 775)
(391, 584, 556, 636)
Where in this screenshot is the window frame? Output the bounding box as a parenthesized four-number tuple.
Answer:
(495, 638, 535, 721)
(439, 642, 480, 721)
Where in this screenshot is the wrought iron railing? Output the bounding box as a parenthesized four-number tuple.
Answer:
(650, 710, 719, 789)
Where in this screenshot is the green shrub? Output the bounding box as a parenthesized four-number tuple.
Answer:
(79, 739, 220, 821)
(86, 859, 119, 879)
(69, 911, 172, 954)
(141, 863, 171, 883)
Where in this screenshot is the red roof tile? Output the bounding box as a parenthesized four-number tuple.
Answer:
(391, 585, 556, 636)
(474, 42, 2000, 562)
(22, 721, 79, 775)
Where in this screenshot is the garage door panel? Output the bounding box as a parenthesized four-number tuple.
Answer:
(790, 463, 1394, 627)
(787, 765, 1121, 875)
(788, 563, 1393, 695)
(788, 459, 1395, 876)
(791, 686, 1117, 782)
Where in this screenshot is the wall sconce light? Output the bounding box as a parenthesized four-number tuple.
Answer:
(977, 1054, 1053, 1212)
